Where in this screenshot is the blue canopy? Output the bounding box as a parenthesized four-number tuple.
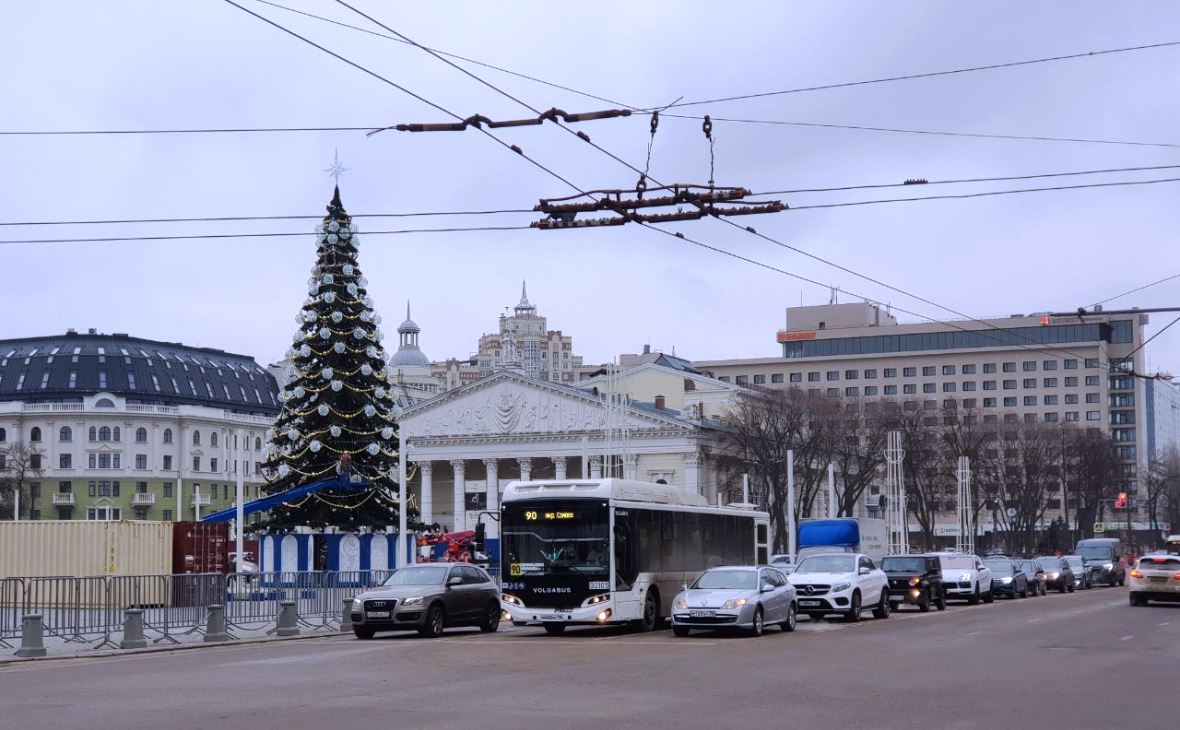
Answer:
(201, 475, 374, 522)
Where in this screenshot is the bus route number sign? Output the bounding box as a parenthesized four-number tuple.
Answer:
(524, 510, 576, 521)
(510, 563, 522, 577)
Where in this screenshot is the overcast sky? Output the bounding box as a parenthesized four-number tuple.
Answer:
(3, 1, 1178, 377)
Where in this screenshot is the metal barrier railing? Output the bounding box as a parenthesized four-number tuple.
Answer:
(0, 569, 435, 652)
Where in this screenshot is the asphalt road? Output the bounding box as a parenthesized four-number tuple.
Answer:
(2, 586, 1174, 730)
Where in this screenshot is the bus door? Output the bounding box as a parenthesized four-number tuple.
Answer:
(755, 518, 770, 564)
(612, 507, 641, 620)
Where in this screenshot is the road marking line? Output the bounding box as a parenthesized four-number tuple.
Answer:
(1119, 635, 1135, 641)
(1027, 617, 1042, 623)
(1159, 622, 1170, 627)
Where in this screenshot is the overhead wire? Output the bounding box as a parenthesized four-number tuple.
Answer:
(0, 208, 532, 227)
(0, 225, 532, 246)
(1115, 315, 1180, 367)
(1089, 273, 1180, 309)
(662, 40, 1180, 109)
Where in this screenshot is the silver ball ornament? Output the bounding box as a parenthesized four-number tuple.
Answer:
(317, 404, 330, 417)
(309, 440, 322, 453)
(330, 380, 343, 392)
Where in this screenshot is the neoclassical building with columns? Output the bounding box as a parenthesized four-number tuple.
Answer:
(399, 370, 729, 538)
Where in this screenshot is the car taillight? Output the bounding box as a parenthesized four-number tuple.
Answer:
(1130, 570, 1144, 578)
(1173, 572, 1180, 581)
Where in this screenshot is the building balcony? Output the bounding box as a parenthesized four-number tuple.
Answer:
(132, 493, 156, 506)
(52, 493, 76, 505)
(190, 494, 211, 507)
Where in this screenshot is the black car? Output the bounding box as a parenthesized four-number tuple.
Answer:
(880, 554, 946, 612)
(1035, 556, 1076, 593)
(1018, 558, 1047, 596)
(1061, 555, 1092, 590)
(983, 556, 1030, 599)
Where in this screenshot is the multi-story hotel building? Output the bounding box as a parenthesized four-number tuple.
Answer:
(0, 330, 279, 522)
(695, 302, 1151, 505)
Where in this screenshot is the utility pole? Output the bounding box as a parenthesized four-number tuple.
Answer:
(956, 456, 974, 555)
(884, 430, 907, 555)
(786, 450, 796, 559)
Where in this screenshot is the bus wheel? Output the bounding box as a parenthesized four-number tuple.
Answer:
(542, 622, 566, 635)
(637, 590, 659, 632)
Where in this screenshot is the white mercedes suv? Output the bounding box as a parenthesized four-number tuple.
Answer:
(788, 552, 890, 622)
(937, 553, 994, 604)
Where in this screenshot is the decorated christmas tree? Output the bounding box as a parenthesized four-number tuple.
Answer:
(259, 186, 407, 532)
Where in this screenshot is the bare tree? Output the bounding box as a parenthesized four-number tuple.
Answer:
(976, 423, 1060, 554)
(1144, 448, 1180, 534)
(1065, 427, 1120, 541)
(0, 442, 44, 520)
(829, 403, 889, 518)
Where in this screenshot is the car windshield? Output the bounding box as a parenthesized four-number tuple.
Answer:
(1062, 556, 1084, 569)
(382, 566, 448, 586)
(987, 560, 1015, 575)
(1036, 558, 1062, 570)
(691, 569, 757, 590)
(881, 557, 927, 573)
(795, 555, 856, 574)
(1077, 546, 1114, 561)
(940, 556, 975, 570)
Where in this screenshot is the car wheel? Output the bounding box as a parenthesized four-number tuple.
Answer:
(1058, 581, 1067, 594)
(637, 589, 659, 632)
(1020, 585, 1028, 599)
(418, 604, 445, 638)
(783, 603, 797, 632)
(750, 606, 765, 637)
(846, 591, 862, 622)
(1118, 575, 1126, 587)
(936, 588, 947, 611)
(543, 622, 567, 635)
(672, 625, 690, 637)
(1068, 581, 1076, 594)
(968, 586, 980, 605)
(873, 591, 891, 619)
(352, 626, 375, 640)
(1129, 593, 1143, 607)
(479, 602, 500, 633)
(982, 587, 995, 604)
(918, 590, 931, 612)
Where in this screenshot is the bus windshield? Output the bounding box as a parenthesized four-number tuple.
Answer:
(501, 501, 609, 577)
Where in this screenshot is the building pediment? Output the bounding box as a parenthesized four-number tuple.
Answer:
(401, 371, 690, 439)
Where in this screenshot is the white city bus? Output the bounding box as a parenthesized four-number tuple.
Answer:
(499, 479, 770, 634)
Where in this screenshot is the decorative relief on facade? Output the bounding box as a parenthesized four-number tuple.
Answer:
(369, 534, 388, 571)
(339, 534, 361, 572)
(413, 381, 624, 437)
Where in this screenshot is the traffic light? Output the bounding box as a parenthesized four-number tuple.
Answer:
(1115, 492, 1128, 509)
(474, 521, 486, 550)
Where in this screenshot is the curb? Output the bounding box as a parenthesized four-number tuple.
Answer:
(1, 628, 347, 666)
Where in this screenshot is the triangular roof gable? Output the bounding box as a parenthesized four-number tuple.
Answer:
(400, 370, 690, 438)
(577, 362, 747, 394)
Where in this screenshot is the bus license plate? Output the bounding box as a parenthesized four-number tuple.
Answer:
(366, 611, 390, 618)
(689, 610, 715, 618)
(799, 600, 822, 608)
(539, 614, 563, 621)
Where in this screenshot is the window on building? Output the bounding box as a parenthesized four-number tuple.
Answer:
(58, 453, 71, 469)
(717, 376, 729, 383)
(30, 454, 41, 470)
(735, 375, 749, 386)
(960, 364, 976, 375)
(826, 388, 839, 397)
(135, 428, 147, 443)
(1044, 395, 1059, 405)
(807, 388, 820, 397)
(1042, 360, 1057, 371)
(1065, 411, 1079, 422)
(903, 384, 917, 395)
(1004, 413, 1019, 423)
(788, 373, 801, 383)
(1004, 397, 1017, 407)
(942, 365, 956, 375)
(163, 455, 172, 471)
(903, 367, 916, 377)
(1003, 362, 1016, 373)
(210, 433, 218, 448)
(211, 458, 219, 472)
(1086, 393, 1100, 403)
(193, 431, 201, 446)
(1043, 378, 1058, 388)
(1064, 359, 1078, 369)
(1024, 413, 1038, 423)
(826, 371, 839, 381)
(983, 397, 997, 408)
(923, 383, 936, 393)
(771, 374, 784, 384)
(922, 366, 936, 376)
(1085, 358, 1099, 368)
(983, 363, 997, 374)
(1065, 394, 1079, 404)
(254, 437, 261, 451)
(113, 427, 120, 442)
(845, 387, 859, 397)
(962, 381, 976, 391)
(943, 382, 956, 393)
(1065, 377, 1078, 387)
(884, 385, 898, 395)
(163, 482, 173, 498)
(923, 400, 938, 411)
(162, 428, 173, 445)
(163, 509, 173, 521)
(1022, 378, 1036, 389)
(752, 374, 766, 384)
(1022, 361, 1036, 372)
(1044, 412, 1059, 423)
(984, 414, 998, 423)
(884, 368, 897, 378)
(864, 369, 877, 379)
(962, 398, 977, 408)
(864, 386, 878, 396)
(982, 381, 996, 391)
(1085, 375, 1100, 386)
(1003, 380, 1017, 390)
(807, 372, 820, 382)
(1023, 396, 1036, 406)
(135, 454, 147, 470)
(844, 370, 858, 380)
(193, 456, 201, 472)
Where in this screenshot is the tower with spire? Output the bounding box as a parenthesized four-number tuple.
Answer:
(475, 281, 584, 383)
(386, 300, 440, 405)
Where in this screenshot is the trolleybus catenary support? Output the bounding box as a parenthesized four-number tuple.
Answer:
(499, 479, 770, 635)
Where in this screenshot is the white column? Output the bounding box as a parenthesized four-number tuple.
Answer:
(589, 456, 603, 479)
(623, 454, 638, 480)
(517, 457, 533, 482)
(787, 450, 796, 558)
(419, 461, 434, 525)
(176, 422, 185, 520)
(484, 459, 499, 538)
(450, 459, 466, 533)
(397, 438, 408, 569)
(235, 429, 244, 569)
(553, 456, 567, 480)
(684, 452, 702, 495)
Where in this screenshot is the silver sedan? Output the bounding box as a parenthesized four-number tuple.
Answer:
(671, 566, 797, 637)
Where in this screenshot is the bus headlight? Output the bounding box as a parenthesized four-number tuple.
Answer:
(595, 609, 612, 622)
(583, 594, 610, 607)
(501, 593, 523, 607)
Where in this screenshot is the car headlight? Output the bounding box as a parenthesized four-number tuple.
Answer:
(909, 576, 922, 587)
(720, 598, 748, 610)
(1103, 563, 1113, 571)
(1001, 577, 1012, 584)
(960, 572, 972, 582)
(832, 582, 851, 593)
(673, 595, 688, 609)
(1049, 572, 1059, 580)
(501, 593, 523, 607)
(351, 597, 363, 608)
(400, 596, 425, 607)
